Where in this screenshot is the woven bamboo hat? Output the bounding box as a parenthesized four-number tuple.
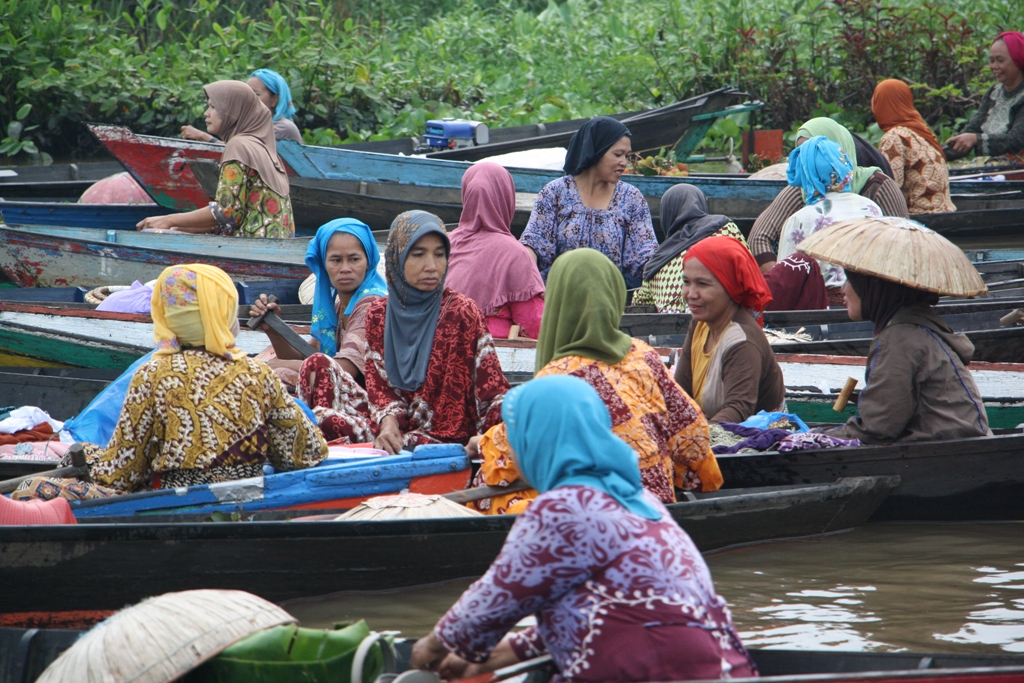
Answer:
(796, 216, 987, 297)
(37, 590, 295, 683)
(336, 492, 483, 521)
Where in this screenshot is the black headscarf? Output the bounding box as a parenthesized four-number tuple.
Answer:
(846, 271, 939, 335)
(643, 185, 731, 280)
(563, 116, 631, 176)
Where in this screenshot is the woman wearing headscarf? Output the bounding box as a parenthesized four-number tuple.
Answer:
(825, 269, 989, 444)
(519, 117, 658, 288)
(471, 249, 721, 516)
(633, 184, 746, 313)
(139, 80, 294, 238)
(675, 236, 785, 424)
(249, 218, 387, 443)
(410, 376, 755, 683)
(872, 79, 955, 214)
(748, 117, 908, 272)
(946, 32, 1024, 162)
(363, 211, 510, 454)
(183, 68, 303, 143)
(447, 163, 545, 339)
(762, 253, 828, 311)
(777, 137, 883, 303)
(13, 264, 327, 501)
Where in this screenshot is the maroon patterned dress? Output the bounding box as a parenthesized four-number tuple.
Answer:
(364, 288, 509, 448)
(436, 486, 756, 682)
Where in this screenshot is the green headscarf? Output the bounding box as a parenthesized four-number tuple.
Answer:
(796, 118, 881, 194)
(535, 249, 634, 372)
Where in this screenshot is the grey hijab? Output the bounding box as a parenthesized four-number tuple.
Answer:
(383, 211, 451, 391)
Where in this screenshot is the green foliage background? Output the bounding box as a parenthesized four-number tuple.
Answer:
(0, 0, 1015, 159)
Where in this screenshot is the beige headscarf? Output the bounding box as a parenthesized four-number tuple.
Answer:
(204, 80, 290, 196)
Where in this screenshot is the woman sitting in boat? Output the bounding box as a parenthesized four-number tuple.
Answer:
(871, 79, 955, 214)
(365, 210, 510, 454)
(410, 375, 755, 683)
(519, 117, 658, 288)
(471, 248, 721, 516)
(446, 163, 545, 339)
(12, 264, 327, 501)
(802, 219, 991, 444)
(249, 218, 387, 443)
(137, 80, 294, 238)
(946, 32, 1024, 163)
(633, 184, 746, 313)
(674, 235, 785, 423)
(183, 68, 303, 144)
(776, 136, 883, 303)
(749, 117, 908, 273)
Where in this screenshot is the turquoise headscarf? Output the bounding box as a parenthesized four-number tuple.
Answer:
(305, 218, 387, 358)
(786, 136, 854, 205)
(250, 69, 296, 121)
(503, 375, 662, 520)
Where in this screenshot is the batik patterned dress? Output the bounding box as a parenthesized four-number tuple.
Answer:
(878, 126, 956, 214)
(471, 340, 721, 515)
(364, 289, 510, 448)
(520, 176, 657, 287)
(632, 224, 747, 313)
(437, 486, 756, 683)
(211, 161, 294, 238)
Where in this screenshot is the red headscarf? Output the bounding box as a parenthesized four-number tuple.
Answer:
(683, 236, 773, 321)
(871, 79, 945, 156)
(996, 31, 1024, 71)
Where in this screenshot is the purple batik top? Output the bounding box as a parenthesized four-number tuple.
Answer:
(434, 486, 755, 683)
(520, 176, 657, 287)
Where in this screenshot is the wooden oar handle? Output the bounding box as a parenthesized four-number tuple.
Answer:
(246, 294, 279, 330)
(833, 377, 858, 412)
(0, 443, 90, 494)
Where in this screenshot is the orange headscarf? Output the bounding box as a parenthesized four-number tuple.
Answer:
(683, 236, 773, 321)
(871, 79, 944, 156)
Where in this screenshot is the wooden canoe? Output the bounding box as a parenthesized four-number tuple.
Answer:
(0, 200, 173, 231)
(0, 161, 124, 202)
(0, 224, 311, 287)
(0, 476, 898, 621)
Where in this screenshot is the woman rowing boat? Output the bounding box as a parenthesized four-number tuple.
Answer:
(410, 375, 755, 683)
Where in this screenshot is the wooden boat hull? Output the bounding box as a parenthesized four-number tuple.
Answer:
(0, 224, 310, 287)
(0, 200, 171, 231)
(716, 432, 1024, 521)
(0, 161, 124, 202)
(0, 476, 897, 619)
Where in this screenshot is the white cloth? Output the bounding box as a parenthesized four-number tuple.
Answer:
(0, 407, 63, 434)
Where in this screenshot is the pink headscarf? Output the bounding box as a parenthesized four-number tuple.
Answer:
(996, 31, 1024, 71)
(446, 163, 545, 317)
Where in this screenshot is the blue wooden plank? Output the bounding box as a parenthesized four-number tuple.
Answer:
(0, 201, 174, 230)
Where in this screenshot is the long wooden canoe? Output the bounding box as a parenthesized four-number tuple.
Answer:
(0, 161, 124, 202)
(0, 476, 897, 622)
(0, 200, 172, 231)
(0, 224, 311, 287)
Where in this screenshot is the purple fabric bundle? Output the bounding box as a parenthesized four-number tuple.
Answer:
(712, 423, 860, 454)
(777, 432, 860, 451)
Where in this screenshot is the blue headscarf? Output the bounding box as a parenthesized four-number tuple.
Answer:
(305, 218, 387, 358)
(250, 69, 296, 121)
(786, 135, 855, 205)
(503, 375, 662, 520)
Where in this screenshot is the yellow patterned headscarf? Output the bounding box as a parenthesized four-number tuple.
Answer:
(151, 264, 246, 361)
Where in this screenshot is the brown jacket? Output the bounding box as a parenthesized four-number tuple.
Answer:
(829, 305, 991, 444)
(674, 309, 786, 424)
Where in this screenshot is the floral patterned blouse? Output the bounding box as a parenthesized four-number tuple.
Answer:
(210, 161, 294, 238)
(436, 486, 756, 683)
(878, 127, 956, 214)
(520, 176, 657, 288)
(778, 191, 882, 288)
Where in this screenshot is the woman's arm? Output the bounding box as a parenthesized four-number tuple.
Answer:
(863, 174, 910, 218)
(620, 189, 658, 288)
(828, 337, 917, 443)
(89, 363, 161, 493)
(264, 367, 329, 469)
(976, 103, 1024, 156)
(749, 185, 804, 271)
(136, 207, 218, 233)
(877, 132, 906, 190)
(673, 325, 696, 394)
(708, 342, 762, 424)
(519, 185, 559, 275)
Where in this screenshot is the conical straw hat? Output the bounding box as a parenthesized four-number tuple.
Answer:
(336, 492, 483, 521)
(796, 216, 987, 297)
(37, 590, 295, 683)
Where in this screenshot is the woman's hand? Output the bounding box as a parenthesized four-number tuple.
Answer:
(181, 125, 215, 142)
(464, 435, 482, 459)
(248, 294, 281, 332)
(410, 632, 449, 672)
(946, 133, 978, 154)
(374, 415, 404, 454)
(137, 215, 176, 232)
(438, 638, 521, 681)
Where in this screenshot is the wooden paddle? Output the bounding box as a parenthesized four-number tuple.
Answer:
(442, 479, 533, 505)
(246, 294, 318, 358)
(0, 443, 90, 494)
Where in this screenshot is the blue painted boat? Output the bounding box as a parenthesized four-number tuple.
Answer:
(70, 443, 470, 518)
(0, 200, 174, 231)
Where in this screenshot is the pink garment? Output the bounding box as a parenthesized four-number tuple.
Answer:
(447, 163, 545, 317)
(96, 281, 154, 314)
(0, 494, 77, 525)
(79, 172, 155, 205)
(486, 294, 545, 339)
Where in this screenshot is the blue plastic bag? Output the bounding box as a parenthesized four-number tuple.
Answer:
(739, 410, 810, 433)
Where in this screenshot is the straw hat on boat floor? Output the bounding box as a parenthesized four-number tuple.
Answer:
(36, 589, 295, 683)
(796, 216, 987, 297)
